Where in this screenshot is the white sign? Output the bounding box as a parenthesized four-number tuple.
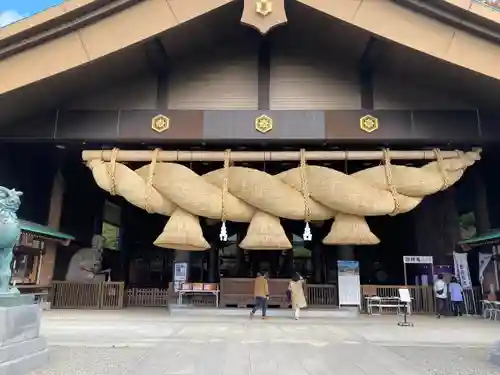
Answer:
(337, 260, 361, 306)
(398, 288, 411, 303)
(173, 262, 188, 292)
(453, 252, 472, 289)
(403, 255, 433, 264)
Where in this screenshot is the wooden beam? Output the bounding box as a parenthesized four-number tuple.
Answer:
(82, 149, 481, 162)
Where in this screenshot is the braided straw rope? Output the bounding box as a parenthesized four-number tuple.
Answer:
(108, 148, 119, 196)
(299, 148, 312, 224)
(383, 148, 401, 216)
(145, 148, 160, 214)
(88, 149, 480, 249)
(434, 148, 449, 190)
(221, 149, 231, 223)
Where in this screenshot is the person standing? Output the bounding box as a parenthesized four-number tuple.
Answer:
(449, 276, 464, 317)
(250, 272, 269, 319)
(434, 274, 448, 318)
(289, 272, 307, 320)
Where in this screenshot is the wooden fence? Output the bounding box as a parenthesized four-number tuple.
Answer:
(51, 281, 124, 309)
(306, 284, 338, 307)
(50, 282, 483, 314)
(360, 285, 483, 314)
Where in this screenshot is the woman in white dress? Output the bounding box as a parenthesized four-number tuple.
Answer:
(289, 272, 307, 320)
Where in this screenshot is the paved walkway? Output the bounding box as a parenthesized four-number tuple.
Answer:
(31, 309, 500, 375)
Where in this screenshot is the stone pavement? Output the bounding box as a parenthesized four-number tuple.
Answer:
(30, 308, 500, 375)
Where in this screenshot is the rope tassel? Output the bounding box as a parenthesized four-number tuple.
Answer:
(219, 149, 231, 242)
(300, 148, 313, 241)
(383, 148, 401, 216)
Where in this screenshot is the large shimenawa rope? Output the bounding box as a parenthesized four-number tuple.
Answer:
(89, 149, 479, 248)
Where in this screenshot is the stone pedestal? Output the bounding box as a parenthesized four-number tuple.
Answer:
(0, 295, 49, 375)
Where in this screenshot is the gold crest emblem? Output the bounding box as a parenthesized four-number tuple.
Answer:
(255, 114, 273, 133)
(151, 114, 170, 133)
(360, 114, 379, 133)
(256, 0, 272, 16)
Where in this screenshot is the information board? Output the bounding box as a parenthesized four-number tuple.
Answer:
(337, 260, 361, 307)
(398, 288, 411, 303)
(173, 261, 188, 292)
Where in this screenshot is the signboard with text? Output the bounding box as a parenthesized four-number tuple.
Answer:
(403, 256, 433, 264)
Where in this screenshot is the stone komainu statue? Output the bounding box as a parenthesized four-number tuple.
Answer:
(0, 186, 22, 294)
(65, 235, 110, 282)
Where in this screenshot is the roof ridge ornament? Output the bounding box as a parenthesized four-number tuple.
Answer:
(241, 0, 287, 35)
(256, 0, 272, 17)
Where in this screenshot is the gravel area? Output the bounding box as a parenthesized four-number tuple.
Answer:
(26, 311, 500, 375)
(386, 346, 500, 375)
(30, 347, 150, 375)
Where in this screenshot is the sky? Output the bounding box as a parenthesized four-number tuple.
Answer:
(0, 0, 63, 27)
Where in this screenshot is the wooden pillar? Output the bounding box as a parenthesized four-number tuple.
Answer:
(473, 168, 491, 235)
(207, 246, 219, 283)
(311, 243, 323, 283)
(118, 204, 132, 284)
(337, 245, 355, 260)
(39, 171, 64, 285)
(414, 189, 460, 265)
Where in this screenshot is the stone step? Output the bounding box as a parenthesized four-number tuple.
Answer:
(169, 306, 360, 318)
(0, 337, 47, 364)
(0, 344, 49, 375)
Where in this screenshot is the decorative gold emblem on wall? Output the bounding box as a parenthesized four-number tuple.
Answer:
(241, 0, 287, 35)
(152, 114, 170, 133)
(360, 115, 379, 133)
(255, 114, 273, 133)
(256, 0, 272, 16)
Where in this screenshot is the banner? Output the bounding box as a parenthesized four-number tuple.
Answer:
(453, 252, 472, 289)
(337, 260, 361, 306)
(478, 251, 497, 295)
(479, 252, 492, 282)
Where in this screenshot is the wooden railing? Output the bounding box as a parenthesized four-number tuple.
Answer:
(126, 288, 169, 307)
(360, 285, 483, 314)
(305, 284, 338, 307)
(51, 281, 124, 309)
(50, 282, 482, 314)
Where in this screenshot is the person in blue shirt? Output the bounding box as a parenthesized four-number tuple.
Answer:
(449, 276, 464, 317)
